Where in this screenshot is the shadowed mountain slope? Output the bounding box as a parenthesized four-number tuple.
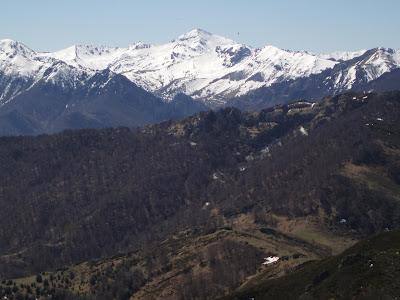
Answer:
(0, 70, 208, 136)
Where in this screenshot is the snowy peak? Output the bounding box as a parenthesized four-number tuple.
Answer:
(329, 47, 400, 92)
(357, 47, 400, 81)
(174, 29, 212, 42)
(0, 39, 36, 58)
(128, 42, 151, 51)
(363, 47, 400, 66)
(45, 46, 78, 63)
(317, 47, 399, 64)
(173, 29, 244, 53)
(255, 45, 338, 79)
(317, 50, 368, 61)
(42, 45, 126, 70)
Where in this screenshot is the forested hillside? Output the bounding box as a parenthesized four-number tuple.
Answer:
(0, 91, 399, 299)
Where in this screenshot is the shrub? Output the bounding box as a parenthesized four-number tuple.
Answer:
(36, 274, 43, 283)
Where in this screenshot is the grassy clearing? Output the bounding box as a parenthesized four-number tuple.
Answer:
(363, 171, 400, 200)
(293, 230, 330, 246)
(220, 229, 400, 300)
(341, 163, 400, 201)
(9, 275, 37, 285)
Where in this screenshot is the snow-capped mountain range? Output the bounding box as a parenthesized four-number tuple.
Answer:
(2, 29, 400, 108)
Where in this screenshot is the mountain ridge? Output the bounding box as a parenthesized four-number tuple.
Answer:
(1, 30, 400, 136)
(2, 30, 399, 107)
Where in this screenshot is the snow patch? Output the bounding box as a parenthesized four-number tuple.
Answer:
(263, 256, 280, 265)
(245, 155, 254, 161)
(299, 126, 308, 136)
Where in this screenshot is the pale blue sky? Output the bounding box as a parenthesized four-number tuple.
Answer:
(0, 0, 399, 53)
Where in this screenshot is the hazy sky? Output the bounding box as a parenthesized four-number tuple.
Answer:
(1, 0, 399, 53)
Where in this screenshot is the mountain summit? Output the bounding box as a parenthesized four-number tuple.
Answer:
(174, 28, 212, 41)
